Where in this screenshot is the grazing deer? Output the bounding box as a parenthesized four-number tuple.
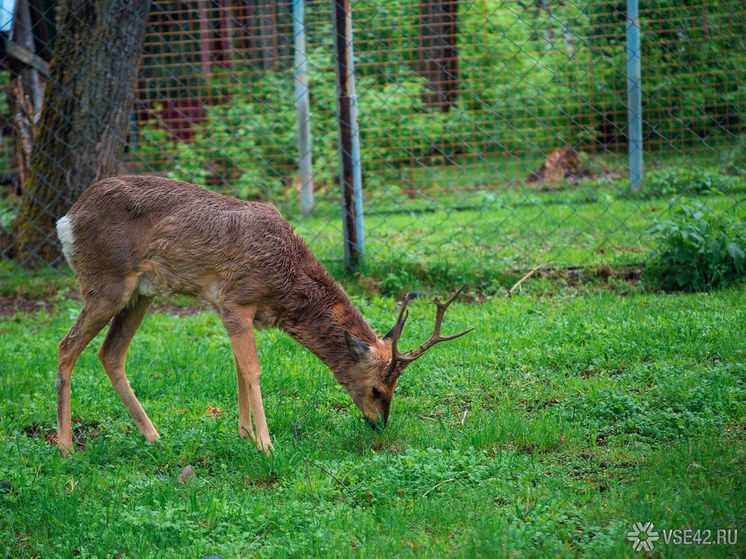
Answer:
(55, 176, 472, 455)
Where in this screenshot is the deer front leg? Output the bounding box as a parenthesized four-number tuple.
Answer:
(232, 352, 255, 443)
(221, 306, 274, 454)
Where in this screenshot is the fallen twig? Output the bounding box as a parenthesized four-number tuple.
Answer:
(423, 478, 455, 498)
(306, 459, 361, 507)
(508, 264, 544, 296)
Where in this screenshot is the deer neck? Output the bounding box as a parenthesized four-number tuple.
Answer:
(277, 269, 378, 381)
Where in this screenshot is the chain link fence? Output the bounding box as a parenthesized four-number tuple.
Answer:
(0, 1, 744, 284)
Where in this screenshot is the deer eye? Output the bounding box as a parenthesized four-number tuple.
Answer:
(371, 387, 382, 398)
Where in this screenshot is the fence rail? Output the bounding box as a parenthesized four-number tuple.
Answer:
(0, 0, 744, 279)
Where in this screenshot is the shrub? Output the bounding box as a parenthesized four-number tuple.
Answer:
(639, 167, 742, 198)
(0, 196, 16, 230)
(132, 60, 464, 209)
(646, 203, 746, 291)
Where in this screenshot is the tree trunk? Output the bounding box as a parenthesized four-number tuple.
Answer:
(418, 0, 459, 112)
(11, 0, 151, 265)
(257, 0, 278, 71)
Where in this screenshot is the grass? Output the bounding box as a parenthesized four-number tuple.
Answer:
(295, 178, 744, 295)
(1, 282, 744, 557)
(284, 147, 745, 293)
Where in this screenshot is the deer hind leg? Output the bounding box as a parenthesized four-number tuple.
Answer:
(57, 299, 122, 455)
(98, 294, 160, 443)
(221, 305, 274, 454)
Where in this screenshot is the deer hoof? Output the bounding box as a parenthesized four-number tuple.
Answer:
(257, 438, 274, 455)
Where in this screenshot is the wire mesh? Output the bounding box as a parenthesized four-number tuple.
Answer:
(0, 0, 744, 280)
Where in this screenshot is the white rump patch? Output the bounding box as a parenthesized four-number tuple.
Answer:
(56, 215, 75, 265)
(136, 275, 156, 296)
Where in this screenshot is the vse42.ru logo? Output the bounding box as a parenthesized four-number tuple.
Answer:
(627, 522, 737, 552)
(662, 528, 737, 546)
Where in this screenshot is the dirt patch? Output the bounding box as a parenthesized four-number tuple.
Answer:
(63, 290, 83, 302)
(1, 291, 205, 317)
(531, 264, 644, 289)
(22, 423, 58, 446)
(66, 289, 203, 316)
(153, 302, 204, 316)
(520, 398, 559, 412)
(23, 419, 101, 451)
(0, 297, 52, 316)
(526, 147, 625, 187)
(205, 405, 223, 419)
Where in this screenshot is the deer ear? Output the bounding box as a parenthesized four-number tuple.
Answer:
(383, 310, 408, 340)
(345, 332, 370, 362)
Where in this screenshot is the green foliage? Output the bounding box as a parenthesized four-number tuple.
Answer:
(647, 203, 746, 291)
(586, 1, 745, 146)
(0, 195, 16, 229)
(130, 1, 746, 208)
(0, 260, 75, 297)
(612, 166, 746, 200)
(132, 60, 460, 206)
(642, 166, 743, 197)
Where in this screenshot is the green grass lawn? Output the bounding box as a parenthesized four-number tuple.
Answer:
(1, 283, 744, 557)
(296, 182, 744, 294)
(266, 149, 745, 293)
(0, 151, 744, 556)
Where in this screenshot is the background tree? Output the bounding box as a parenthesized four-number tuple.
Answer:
(11, 0, 151, 264)
(418, 0, 459, 112)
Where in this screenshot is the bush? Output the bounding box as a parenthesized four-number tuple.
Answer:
(132, 59, 464, 209)
(641, 167, 742, 198)
(646, 203, 746, 291)
(0, 196, 16, 230)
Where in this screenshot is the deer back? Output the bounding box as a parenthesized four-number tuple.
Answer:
(63, 176, 379, 364)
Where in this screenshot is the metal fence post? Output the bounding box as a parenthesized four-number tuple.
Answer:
(332, 0, 364, 270)
(626, 0, 643, 193)
(293, 0, 314, 216)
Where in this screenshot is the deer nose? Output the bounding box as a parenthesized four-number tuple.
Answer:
(369, 418, 385, 431)
(367, 415, 387, 430)
(368, 407, 389, 430)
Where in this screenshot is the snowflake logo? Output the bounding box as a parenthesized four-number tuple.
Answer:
(626, 522, 660, 552)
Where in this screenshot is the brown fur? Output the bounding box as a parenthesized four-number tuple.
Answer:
(55, 176, 402, 454)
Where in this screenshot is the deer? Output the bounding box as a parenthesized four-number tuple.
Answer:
(54, 175, 472, 455)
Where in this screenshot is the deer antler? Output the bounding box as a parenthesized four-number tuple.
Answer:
(386, 285, 474, 377)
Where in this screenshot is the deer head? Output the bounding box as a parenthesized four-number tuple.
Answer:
(342, 286, 473, 426)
